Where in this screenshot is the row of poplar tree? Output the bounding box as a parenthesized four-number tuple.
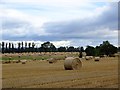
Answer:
(0, 41, 119, 56)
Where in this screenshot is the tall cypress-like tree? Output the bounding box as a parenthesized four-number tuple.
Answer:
(21, 42, 24, 52)
(0, 43, 1, 51)
(8, 43, 11, 53)
(32, 42, 35, 52)
(12, 43, 14, 53)
(18, 42, 21, 53)
(21, 42, 23, 49)
(25, 42, 27, 52)
(28, 43, 31, 52)
(2, 42, 5, 53)
(25, 42, 27, 48)
(5, 43, 8, 49)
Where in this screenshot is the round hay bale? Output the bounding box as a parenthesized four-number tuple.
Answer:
(16, 60, 20, 63)
(64, 57, 82, 70)
(104, 55, 107, 57)
(81, 57, 86, 60)
(48, 58, 57, 64)
(94, 57, 100, 61)
(21, 60, 27, 64)
(82, 52, 86, 58)
(85, 56, 93, 60)
(85, 56, 91, 60)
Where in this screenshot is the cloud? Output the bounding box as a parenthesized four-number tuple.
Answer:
(1, 7, 50, 40)
(51, 41, 71, 48)
(43, 3, 118, 40)
(1, 1, 118, 47)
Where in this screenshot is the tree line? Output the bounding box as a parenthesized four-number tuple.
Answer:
(0, 41, 119, 56)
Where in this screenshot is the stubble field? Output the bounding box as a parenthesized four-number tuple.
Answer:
(1, 52, 119, 88)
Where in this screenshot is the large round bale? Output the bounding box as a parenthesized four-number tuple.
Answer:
(48, 58, 57, 64)
(64, 57, 82, 70)
(94, 57, 100, 61)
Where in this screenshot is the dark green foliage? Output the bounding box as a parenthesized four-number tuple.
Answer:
(80, 47, 84, 52)
(118, 47, 120, 52)
(41, 41, 56, 52)
(99, 41, 117, 56)
(67, 46, 75, 52)
(0, 40, 118, 55)
(85, 46, 95, 56)
(25, 42, 27, 49)
(11, 43, 14, 53)
(85, 41, 117, 56)
(18, 42, 21, 53)
(2, 42, 5, 53)
(95, 46, 100, 56)
(58, 47, 66, 52)
(32, 42, 35, 52)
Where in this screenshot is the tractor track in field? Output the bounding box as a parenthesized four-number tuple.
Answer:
(21, 74, 118, 88)
(3, 72, 117, 88)
(2, 56, 118, 88)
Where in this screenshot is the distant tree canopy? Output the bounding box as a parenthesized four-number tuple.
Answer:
(80, 47, 84, 52)
(85, 41, 118, 56)
(67, 46, 75, 52)
(118, 47, 120, 52)
(0, 40, 118, 56)
(41, 41, 56, 52)
(99, 41, 117, 56)
(58, 47, 66, 52)
(85, 46, 95, 56)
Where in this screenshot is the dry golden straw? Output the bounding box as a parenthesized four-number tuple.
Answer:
(64, 57, 82, 70)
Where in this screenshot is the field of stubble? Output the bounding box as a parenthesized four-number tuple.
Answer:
(2, 53, 118, 88)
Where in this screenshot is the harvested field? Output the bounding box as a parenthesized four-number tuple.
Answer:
(2, 53, 118, 88)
